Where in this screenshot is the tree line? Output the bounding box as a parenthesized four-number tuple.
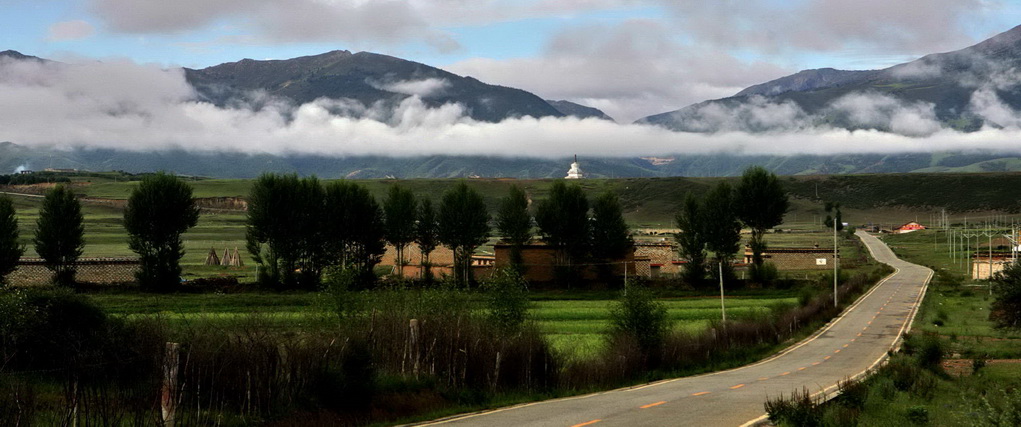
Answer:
(245, 175, 633, 290)
(0, 167, 787, 291)
(0, 172, 198, 291)
(675, 166, 790, 286)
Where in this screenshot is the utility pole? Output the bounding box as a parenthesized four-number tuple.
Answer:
(833, 217, 839, 308)
(719, 261, 726, 323)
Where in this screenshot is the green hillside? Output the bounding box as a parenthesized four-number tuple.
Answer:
(52, 171, 1021, 228)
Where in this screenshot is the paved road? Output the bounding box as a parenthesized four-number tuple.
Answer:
(419, 231, 932, 427)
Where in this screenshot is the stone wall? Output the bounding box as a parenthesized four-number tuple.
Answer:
(744, 248, 837, 271)
(10, 258, 139, 286)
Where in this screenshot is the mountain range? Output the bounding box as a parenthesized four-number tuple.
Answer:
(638, 24, 1021, 132)
(5, 25, 1021, 178)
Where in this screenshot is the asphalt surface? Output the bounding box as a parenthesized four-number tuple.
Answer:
(419, 231, 932, 427)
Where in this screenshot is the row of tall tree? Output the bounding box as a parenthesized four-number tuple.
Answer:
(245, 175, 492, 289)
(0, 187, 86, 287)
(246, 176, 634, 290)
(675, 166, 790, 285)
(0, 172, 199, 291)
(497, 181, 633, 286)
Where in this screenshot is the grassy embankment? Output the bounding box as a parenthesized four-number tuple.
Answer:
(768, 228, 1021, 426)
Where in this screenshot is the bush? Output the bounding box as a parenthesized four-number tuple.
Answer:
(483, 268, 530, 334)
(904, 333, 945, 373)
(972, 357, 987, 374)
(906, 406, 930, 425)
(323, 266, 360, 320)
(608, 280, 668, 367)
(836, 377, 868, 410)
(764, 387, 822, 427)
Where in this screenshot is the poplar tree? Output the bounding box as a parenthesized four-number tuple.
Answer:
(124, 172, 199, 292)
(246, 174, 324, 289)
(735, 166, 789, 282)
(535, 181, 589, 285)
(34, 185, 85, 286)
(438, 182, 490, 287)
(323, 181, 385, 289)
(701, 182, 742, 284)
(383, 185, 417, 279)
(0, 196, 23, 287)
(675, 192, 707, 286)
(496, 185, 532, 273)
(590, 191, 633, 283)
(416, 198, 439, 281)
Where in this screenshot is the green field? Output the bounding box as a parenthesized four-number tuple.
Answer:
(87, 291, 798, 356)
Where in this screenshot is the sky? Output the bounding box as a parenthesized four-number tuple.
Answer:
(3, 0, 1021, 159)
(4, 0, 1021, 122)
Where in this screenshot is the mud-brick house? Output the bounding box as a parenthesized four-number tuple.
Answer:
(743, 245, 838, 270)
(380, 244, 494, 279)
(633, 241, 683, 278)
(492, 242, 638, 283)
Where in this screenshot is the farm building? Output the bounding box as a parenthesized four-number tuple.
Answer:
(492, 241, 637, 283)
(742, 246, 838, 270)
(634, 241, 683, 278)
(380, 244, 494, 279)
(971, 253, 1016, 280)
(894, 222, 926, 234)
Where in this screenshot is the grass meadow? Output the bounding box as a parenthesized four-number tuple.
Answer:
(86, 290, 798, 357)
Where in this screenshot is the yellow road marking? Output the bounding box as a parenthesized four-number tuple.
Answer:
(812, 362, 821, 366)
(780, 372, 791, 376)
(730, 384, 745, 389)
(572, 420, 601, 427)
(851, 338, 856, 342)
(758, 377, 769, 381)
(843, 344, 849, 348)
(834, 349, 841, 353)
(824, 356, 831, 360)
(798, 367, 807, 371)
(692, 391, 710, 396)
(640, 401, 666, 409)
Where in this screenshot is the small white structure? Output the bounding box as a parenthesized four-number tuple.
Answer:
(565, 155, 584, 179)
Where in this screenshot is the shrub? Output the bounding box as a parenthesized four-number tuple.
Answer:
(990, 260, 1021, 329)
(972, 357, 987, 374)
(483, 268, 530, 334)
(764, 387, 822, 427)
(905, 333, 945, 373)
(323, 266, 360, 320)
(835, 377, 868, 410)
(608, 280, 668, 367)
(906, 406, 930, 425)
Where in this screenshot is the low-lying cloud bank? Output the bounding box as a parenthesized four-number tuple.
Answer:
(2, 56, 1021, 159)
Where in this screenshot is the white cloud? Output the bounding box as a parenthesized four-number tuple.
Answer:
(828, 93, 942, 137)
(448, 20, 790, 122)
(3, 56, 1021, 161)
(87, 0, 459, 51)
(372, 78, 451, 97)
(46, 20, 96, 42)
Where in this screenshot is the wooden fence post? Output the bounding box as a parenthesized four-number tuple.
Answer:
(409, 319, 420, 377)
(162, 342, 180, 426)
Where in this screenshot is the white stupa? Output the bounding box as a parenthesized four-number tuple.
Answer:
(565, 155, 584, 179)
